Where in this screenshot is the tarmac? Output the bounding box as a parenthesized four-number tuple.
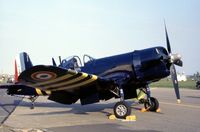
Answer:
(0, 88, 200, 132)
(0, 89, 22, 125)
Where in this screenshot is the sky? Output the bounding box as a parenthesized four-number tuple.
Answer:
(0, 0, 200, 75)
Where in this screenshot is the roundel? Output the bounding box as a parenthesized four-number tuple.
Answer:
(31, 71, 57, 81)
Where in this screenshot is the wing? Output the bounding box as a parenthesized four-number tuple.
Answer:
(3, 65, 136, 105)
(18, 65, 100, 92)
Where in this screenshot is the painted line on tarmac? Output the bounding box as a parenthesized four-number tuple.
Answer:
(160, 101, 200, 109)
(0, 116, 7, 118)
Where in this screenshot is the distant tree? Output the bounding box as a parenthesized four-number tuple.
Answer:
(194, 72, 200, 81)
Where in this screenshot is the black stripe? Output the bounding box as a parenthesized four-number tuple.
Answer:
(41, 90, 48, 95)
(36, 73, 82, 87)
(19, 79, 36, 84)
(47, 75, 93, 90)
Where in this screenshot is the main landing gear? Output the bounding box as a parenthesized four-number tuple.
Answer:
(114, 101, 131, 119)
(112, 84, 160, 119)
(28, 96, 38, 109)
(113, 86, 131, 119)
(139, 85, 159, 112)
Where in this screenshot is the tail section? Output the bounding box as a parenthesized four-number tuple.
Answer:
(14, 60, 18, 82)
(14, 52, 33, 82)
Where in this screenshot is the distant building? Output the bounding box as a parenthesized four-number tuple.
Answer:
(177, 72, 187, 82)
(0, 74, 14, 84)
(167, 72, 187, 82)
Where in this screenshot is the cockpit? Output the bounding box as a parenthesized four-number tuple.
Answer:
(59, 54, 95, 71)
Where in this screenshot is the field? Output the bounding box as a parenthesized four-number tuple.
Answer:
(150, 78, 196, 89)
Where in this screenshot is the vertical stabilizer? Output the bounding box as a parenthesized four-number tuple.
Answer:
(14, 52, 33, 82)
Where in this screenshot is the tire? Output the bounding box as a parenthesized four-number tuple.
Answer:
(144, 97, 159, 111)
(113, 101, 131, 119)
(196, 81, 200, 89)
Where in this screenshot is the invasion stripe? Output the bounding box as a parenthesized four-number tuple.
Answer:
(31, 72, 81, 88)
(47, 74, 91, 90)
(43, 73, 88, 90)
(35, 88, 42, 95)
(31, 69, 79, 87)
(35, 88, 51, 95)
(51, 75, 98, 91)
(41, 90, 48, 95)
(39, 73, 83, 90)
(41, 73, 83, 88)
(31, 73, 74, 87)
(45, 91, 51, 95)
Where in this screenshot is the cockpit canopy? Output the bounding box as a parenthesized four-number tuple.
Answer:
(59, 54, 95, 70)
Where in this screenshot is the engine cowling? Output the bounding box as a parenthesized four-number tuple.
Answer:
(132, 47, 170, 82)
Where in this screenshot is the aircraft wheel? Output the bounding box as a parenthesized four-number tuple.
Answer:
(144, 97, 159, 111)
(114, 101, 131, 119)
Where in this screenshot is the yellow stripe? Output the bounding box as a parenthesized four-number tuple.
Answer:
(160, 101, 200, 109)
(52, 75, 98, 91)
(44, 90, 51, 95)
(31, 73, 75, 87)
(42, 73, 88, 90)
(35, 88, 43, 95)
(35, 88, 51, 95)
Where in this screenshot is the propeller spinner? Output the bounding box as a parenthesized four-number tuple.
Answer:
(164, 23, 183, 103)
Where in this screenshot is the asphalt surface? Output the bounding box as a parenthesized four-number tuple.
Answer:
(0, 89, 22, 125)
(0, 88, 200, 132)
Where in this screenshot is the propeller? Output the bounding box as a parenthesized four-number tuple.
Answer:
(164, 23, 182, 104)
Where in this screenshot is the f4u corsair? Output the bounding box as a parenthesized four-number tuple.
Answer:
(0, 25, 182, 119)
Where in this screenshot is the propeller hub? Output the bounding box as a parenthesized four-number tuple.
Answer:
(170, 53, 182, 63)
(169, 53, 183, 67)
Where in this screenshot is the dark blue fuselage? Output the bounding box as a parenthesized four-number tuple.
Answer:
(81, 46, 170, 86)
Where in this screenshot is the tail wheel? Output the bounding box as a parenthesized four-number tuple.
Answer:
(144, 97, 159, 111)
(114, 101, 131, 119)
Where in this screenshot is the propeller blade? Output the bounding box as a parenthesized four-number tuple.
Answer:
(52, 58, 57, 67)
(174, 60, 183, 67)
(164, 21, 182, 103)
(170, 64, 181, 103)
(164, 22, 172, 54)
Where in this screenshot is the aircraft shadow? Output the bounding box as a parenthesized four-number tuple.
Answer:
(49, 123, 161, 132)
(20, 100, 134, 116)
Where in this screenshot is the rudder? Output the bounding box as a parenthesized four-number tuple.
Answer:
(15, 52, 33, 82)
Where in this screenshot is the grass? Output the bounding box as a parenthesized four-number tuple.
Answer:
(150, 78, 196, 89)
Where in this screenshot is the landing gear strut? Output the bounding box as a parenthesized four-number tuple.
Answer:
(29, 96, 38, 109)
(140, 85, 159, 112)
(113, 85, 131, 119)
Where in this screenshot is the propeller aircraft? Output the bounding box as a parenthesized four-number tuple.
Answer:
(0, 24, 182, 119)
